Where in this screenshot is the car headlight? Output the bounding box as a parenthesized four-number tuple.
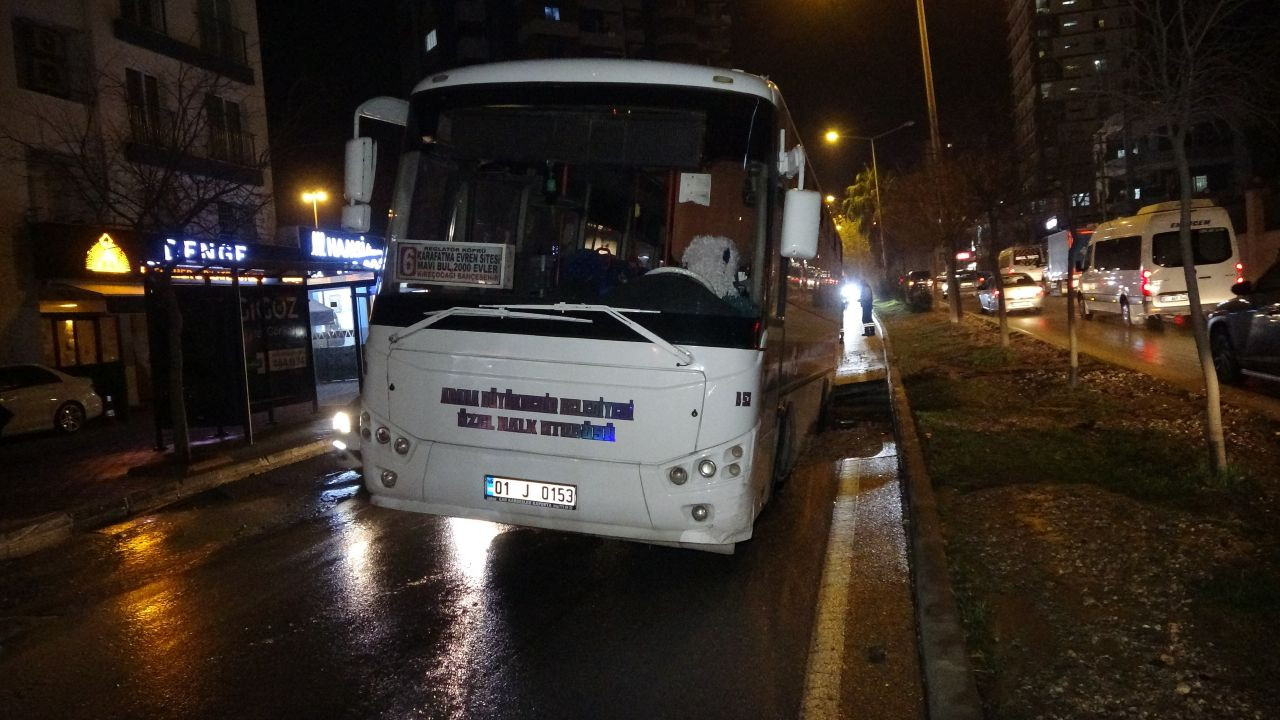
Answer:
(332, 411, 352, 435)
(841, 282, 859, 300)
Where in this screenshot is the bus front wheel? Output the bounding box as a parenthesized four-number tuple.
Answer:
(772, 407, 796, 492)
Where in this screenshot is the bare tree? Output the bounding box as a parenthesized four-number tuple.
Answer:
(962, 146, 1027, 346)
(2, 60, 273, 463)
(1116, 0, 1275, 474)
(883, 154, 973, 322)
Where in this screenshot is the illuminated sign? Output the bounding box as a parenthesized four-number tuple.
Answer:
(85, 233, 131, 274)
(308, 230, 383, 270)
(162, 237, 248, 264)
(396, 240, 514, 288)
(955, 250, 974, 261)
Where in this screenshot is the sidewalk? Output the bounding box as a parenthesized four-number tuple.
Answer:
(0, 382, 357, 559)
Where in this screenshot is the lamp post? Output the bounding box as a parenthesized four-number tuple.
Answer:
(915, 0, 942, 160)
(826, 121, 916, 270)
(301, 190, 329, 229)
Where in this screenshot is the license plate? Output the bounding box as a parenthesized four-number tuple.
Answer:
(484, 475, 577, 509)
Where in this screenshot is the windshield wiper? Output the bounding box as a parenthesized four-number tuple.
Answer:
(389, 305, 591, 344)
(483, 303, 694, 367)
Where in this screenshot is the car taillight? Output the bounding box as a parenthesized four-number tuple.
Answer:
(1035, 286, 1045, 296)
(1235, 262, 1244, 284)
(1141, 269, 1152, 297)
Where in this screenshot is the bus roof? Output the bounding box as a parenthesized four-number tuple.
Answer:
(412, 59, 781, 105)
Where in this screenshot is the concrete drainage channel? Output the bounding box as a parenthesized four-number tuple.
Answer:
(828, 380, 893, 428)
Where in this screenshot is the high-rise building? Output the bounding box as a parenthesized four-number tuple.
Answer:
(1006, 0, 1249, 234)
(1006, 0, 1134, 230)
(397, 1, 732, 92)
(0, 0, 274, 405)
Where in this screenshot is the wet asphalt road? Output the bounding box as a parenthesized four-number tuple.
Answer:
(0, 423, 900, 720)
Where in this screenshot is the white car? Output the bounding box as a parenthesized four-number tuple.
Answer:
(977, 272, 1045, 314)
(0, 364, 104, 437)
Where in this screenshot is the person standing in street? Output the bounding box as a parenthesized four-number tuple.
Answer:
(860, 280, 875, 335)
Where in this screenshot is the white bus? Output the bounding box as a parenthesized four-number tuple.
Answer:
(337, 60, 843, 553)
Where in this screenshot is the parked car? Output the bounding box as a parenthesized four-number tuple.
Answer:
(1208, 257, 1280, 384)
(0, 364, 104, 437)
(977, 272, 1045, 314)
(939, 270, 980, 299)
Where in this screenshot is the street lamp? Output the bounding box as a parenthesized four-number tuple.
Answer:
(830, 121, 916, 270)
(301, 189, 329, 229)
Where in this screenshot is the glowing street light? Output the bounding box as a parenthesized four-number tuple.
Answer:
(825, 194, 836, 203)
(301, 189, 329, 229)
(827, 121, 916, 269)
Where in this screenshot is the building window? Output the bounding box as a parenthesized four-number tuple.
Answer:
(26, 152, 94, 224)
(1194, 175, 1209, 193)
(1134, 187, 1142, 199)
(1063, 19, 1079, 28)
(126, 68, 171, 146)
(424, 28, 438, 52)
(544, 5, 561, 21)
(217, 201, 256, 240)
(120, 0, 167, 33)
(197, 0, 246, 65)
(12, 18, 86, 101)
(1040, 82, 1052, 99)
(1072, 192, 1092, 207)
(206, 95, 252, 165)
(1094, 16, 1106, 29)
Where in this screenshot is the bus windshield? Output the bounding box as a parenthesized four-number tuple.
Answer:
(386, 83, 776, 320)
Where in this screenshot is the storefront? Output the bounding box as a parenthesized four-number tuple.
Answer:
(28, 224, 383, 440)
(29, 223, 150, 416)
(298, 228, 383, 395)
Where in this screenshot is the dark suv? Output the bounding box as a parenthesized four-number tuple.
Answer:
(1209, 257, 1280, 384)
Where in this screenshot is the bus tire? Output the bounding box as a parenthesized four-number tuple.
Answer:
(772, 407, 796, 492)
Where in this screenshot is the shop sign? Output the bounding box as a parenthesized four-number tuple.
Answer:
(160, 237, 249, 265)
(307, 230, 384, 270)
(85, 233, 131, 274)
(395, 240, 514, 288)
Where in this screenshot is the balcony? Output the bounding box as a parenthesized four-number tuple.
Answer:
(125, 105, 262, 185)
(113, 11, 253, 85)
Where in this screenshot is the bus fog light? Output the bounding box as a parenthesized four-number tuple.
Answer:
(393, 437, 411, 455)
(380, 470, 398, 487)
(727, 463, 741, 477)
(375, 426, 391, 444)
(668, 466, 688, 485)
(730, 445, 744, 459)
(697, 459, 717, 478)
(691, 505, 709, 522)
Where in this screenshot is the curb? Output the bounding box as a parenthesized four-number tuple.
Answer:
(878, 315, 985, 720)
(1, 438, 332, 560)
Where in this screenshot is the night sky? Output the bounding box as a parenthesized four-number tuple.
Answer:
(258, 0, 1012, 229)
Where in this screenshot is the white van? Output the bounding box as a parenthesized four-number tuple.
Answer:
(1078, 200, 1242, 327)
(998, 244, 1047, 282)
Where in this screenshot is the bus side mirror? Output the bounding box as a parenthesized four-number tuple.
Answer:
(342, 138, 376, 232)
(781, 189, 821, 259)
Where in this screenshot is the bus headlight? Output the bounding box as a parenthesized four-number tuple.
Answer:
(727, 463, 741, 477)
(380, 470, 398, 487)
(332, 411, 352, 435)
(697, 459, 717, 478)
(375, 426, 391, 444)
(668, 466, 688, 485)
(691, 505, 709, 522)
(393, 437, 411, 455)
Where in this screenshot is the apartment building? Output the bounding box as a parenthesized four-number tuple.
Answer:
(0, 0, 273, 409)
(1006, 0, 1134, 230)
(397, 0, 732, 90)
